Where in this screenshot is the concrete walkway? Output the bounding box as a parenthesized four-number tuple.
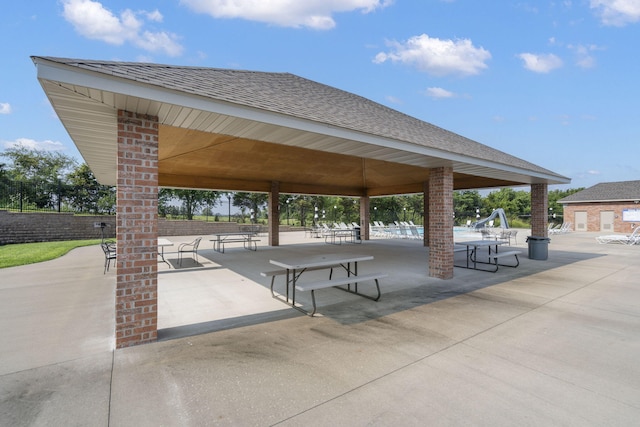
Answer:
(1, 231, 639, 426)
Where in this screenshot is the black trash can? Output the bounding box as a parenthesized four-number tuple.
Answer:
(527, 236, 550, 260)
(354, 225, 361, 241)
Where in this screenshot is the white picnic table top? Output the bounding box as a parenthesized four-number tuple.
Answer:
(158, 238, 173, 247)
(456, 240, 506, 248)
(270, 253, 373, 270)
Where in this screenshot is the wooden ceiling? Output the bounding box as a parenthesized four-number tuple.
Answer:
(158, 125, 520, 196)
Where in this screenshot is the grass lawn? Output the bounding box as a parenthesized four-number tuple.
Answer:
(0, 240, 102, 269)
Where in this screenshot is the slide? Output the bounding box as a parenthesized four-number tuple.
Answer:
(473, 208, 509, 229)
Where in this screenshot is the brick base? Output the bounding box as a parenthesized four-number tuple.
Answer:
(115, 111, 159, 348)
(428, 167, 454, 279)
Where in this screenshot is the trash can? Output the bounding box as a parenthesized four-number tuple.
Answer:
(527, 236, 550, 260)
(354, 225, 361, 241)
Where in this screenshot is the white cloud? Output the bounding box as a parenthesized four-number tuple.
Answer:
(374, 34, 491, 77)
(0, 103, 12, 114)
(384, 95, 403, 104)
(425, 87, 454, 99)
(590, 0, 640, 26)
(517, 52, 563, 73)
(145, 9, 164, 22)
(569, 44, 601, 68)
(3, 138, 66, 152)
(62, 0, 183, 56)
(180, 0, 392, 30)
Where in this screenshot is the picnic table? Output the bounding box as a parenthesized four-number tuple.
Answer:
(158, 238, 173, 267)
(210, 232, 259, 253)
(265, 253, 385, 315)
(323, 228, 361, 245)
(454, 240, 520, 272)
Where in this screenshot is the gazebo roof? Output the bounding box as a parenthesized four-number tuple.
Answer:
(32, 56, 569, 196)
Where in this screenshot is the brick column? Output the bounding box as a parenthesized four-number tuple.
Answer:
(269, 181, 280, 246)
(115, 110, 159, 348)
(360, 196, 370, 241)
(531, 183, 548, 237)
(423, 181, 429, 247)
(428, 167, 454, 279)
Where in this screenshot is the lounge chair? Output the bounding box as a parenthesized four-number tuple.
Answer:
(550, 223, 571, 234)
(596, 226, 640, 245)
(178, 237, 202, 266)
(409, 225, 422, 240)
(388, 223, 398, 238)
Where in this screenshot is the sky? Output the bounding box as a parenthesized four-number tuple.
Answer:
(2, 0, 640, 192)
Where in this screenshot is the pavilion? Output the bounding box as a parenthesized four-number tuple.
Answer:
(32, 56, 570, 348)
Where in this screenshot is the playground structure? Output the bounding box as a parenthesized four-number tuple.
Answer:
(472, 208, 509, 229)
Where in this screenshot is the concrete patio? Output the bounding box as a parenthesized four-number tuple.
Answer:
(1, 230, 639, 426)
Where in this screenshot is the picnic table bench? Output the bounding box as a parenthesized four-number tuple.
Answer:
(323, 228, 360, 245)
(210, 232, 260, 253)
(265, 254, 384, 316)
(454, 240, 521, 273)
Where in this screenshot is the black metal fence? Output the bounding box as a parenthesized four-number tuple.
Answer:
(0, 178, 115, 215)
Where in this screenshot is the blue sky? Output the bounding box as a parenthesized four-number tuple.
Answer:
(2, 0, 639, 191)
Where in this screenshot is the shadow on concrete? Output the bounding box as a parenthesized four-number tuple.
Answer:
(156, 236, 608, 340)
(158, 308, 298, 341)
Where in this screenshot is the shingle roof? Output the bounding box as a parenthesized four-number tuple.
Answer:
(40, 57, 564, 179)
(559, 180, 640, 203)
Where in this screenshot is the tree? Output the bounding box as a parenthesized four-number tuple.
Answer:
(1, 147, 77, 209)
(159, 188, 220, 220)
(233, 192, 268, 223)
(548, 188, 583, 222)
(484, 188, 530, 225)
(2, 146, 76, 183)
(370, 196, 404, 224)
(453, 190, 483, 223)
(66, 163, 115, 214)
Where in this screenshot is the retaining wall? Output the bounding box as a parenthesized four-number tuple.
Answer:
(0, 211, 299, 245)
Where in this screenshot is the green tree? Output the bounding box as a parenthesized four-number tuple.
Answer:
(233, 192, 268, 223)
(159, 188, 220, 220)
(2, 146, 76, 183)
(484, 188, 532, 225)
(66, 163, 115, 214)
(370, 196, 403, 225)
(1, 147, 77, 209)
(548, 187, 583, 222)
(453, 190, 483, 223)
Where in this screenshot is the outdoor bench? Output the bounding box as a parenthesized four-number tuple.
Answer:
(211, 232, 260, 253)
(218, 238, 260, 253)
(488, 250, 521, 271)
(294, 272, 387, 316)
(260, 264, 340, 288)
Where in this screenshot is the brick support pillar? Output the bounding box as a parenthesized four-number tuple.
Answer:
(531, 183, 548, 237)
(428, 167, 454, 279)
(360, 196, 370, 241)
(269, 181, 280, 246)
(423, 181, 430, 247)
(115, 110, 159, 348)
